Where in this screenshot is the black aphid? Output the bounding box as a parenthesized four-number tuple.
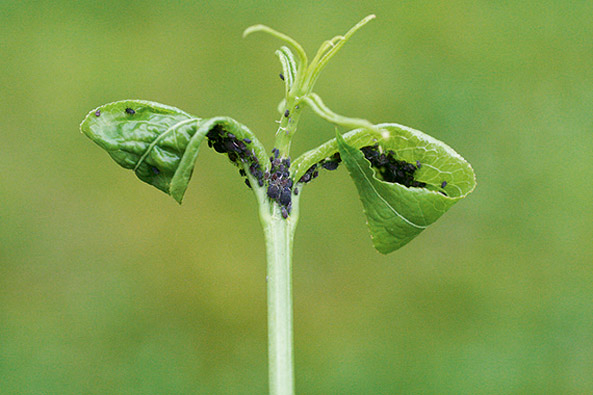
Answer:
(299, 164, 318, 184)
(321, 161, 339, 171)
(125, 107, 135, 115)
(151, 167, 160, 175)
(416, 160, 421, 168)
(245, 178, 251, 189)
(294, 187, 299, 195)
(243, 138, 251, 144)
(95, 109, 101, 117)
(281, 207, 289, 219)
(267, 184, 280, 199)
(279, 188, 291, 206)
(441, 181, 447, 188)
(284, 109, 290, 118)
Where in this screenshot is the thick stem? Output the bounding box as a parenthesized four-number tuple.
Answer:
(260, 203, 299, 395)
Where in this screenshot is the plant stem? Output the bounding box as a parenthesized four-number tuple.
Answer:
(260, 202, 299, 395)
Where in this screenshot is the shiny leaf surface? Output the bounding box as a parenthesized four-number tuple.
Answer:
(336, 124, 476, 254)
(80, 100, 266, 203)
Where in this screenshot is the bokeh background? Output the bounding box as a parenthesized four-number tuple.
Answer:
(1, 1, 592, 393)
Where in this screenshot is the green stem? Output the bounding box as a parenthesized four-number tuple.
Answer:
(274, 94, 304, 155)
(260, 202, 299, 395)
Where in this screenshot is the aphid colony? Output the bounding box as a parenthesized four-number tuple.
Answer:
(113, 103, 447, 218)
(205, 124, 266, 189)
(100, 107, 447, 208)
(360, 144, 426, 188)
(267, 148, 293, 218)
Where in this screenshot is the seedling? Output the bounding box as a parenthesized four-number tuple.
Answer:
(80, 15, 475, 395)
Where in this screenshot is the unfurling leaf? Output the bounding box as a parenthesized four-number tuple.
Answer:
(335, 124, 476, 254)
(80, 100, 266, 203)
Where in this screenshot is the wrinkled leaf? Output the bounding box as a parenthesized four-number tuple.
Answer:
(80, 100, 266, 203)
(336, 124, 476, 254)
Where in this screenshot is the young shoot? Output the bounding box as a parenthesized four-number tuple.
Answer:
(80, 15, 476, 395)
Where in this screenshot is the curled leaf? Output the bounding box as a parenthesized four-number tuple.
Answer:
(328, 124, 475, 254)
(80, 100, 266, 203)
(291, 128, 376, 183)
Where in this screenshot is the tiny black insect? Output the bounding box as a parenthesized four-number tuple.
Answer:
(243, 138, 251, 144)
(281, 207, 288, 219)
(125, 107, 135, 115)
(279, 73, 285, 81)
(267, 184, 280, 199)
(416, 160, 421, 168)
(284, 109, 290, 118)
(95, 109, 101, 117)
(441, 181, 447, 188)
(321, 161, 339, 171)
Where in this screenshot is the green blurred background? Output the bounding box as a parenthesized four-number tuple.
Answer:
(1, 0, 592, 393)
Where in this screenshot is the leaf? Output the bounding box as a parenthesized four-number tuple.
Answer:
(80, 99, 267, 204)
(275, 46, 297, 95)
(291, 128, 377, 182)
(335, 124, 476, 254)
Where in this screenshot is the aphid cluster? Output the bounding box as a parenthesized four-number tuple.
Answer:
(298, 164, 319, 184)
(360, 144, 426, 188)
(266, 148, 293, 218)
(206, 125, 264, 188)
(298, 152, 341, 186)
(320, 152, 341, 171)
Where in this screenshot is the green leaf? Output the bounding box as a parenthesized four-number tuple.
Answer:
(275, 46, 297, 95)
(335, 124, 476, 254)
(80, 100, 267, 204)
(292, 128, 377, 182)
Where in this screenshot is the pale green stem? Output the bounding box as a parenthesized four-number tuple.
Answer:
(260, 201, 299, 395)
(247, 18, 376, 393)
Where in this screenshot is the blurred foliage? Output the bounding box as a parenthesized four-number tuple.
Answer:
(1, 0, 592, 393)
